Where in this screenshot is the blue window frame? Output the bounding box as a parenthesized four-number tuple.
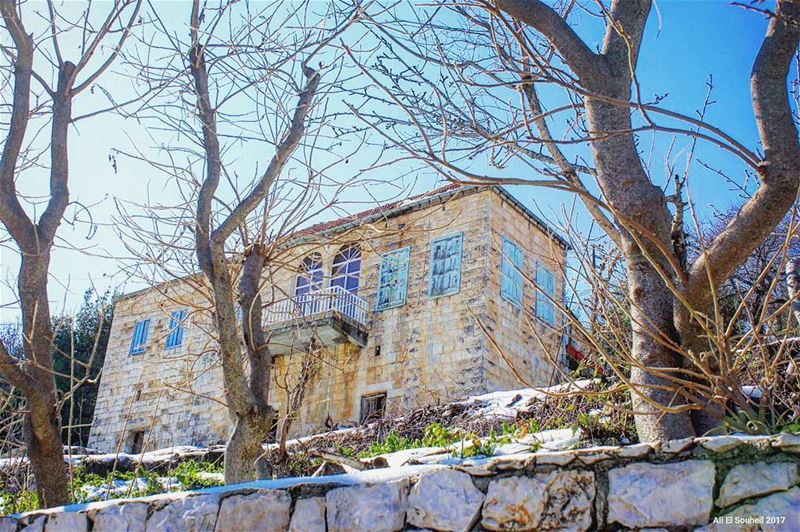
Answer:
(376, 247, 410, 311)
(331, 245, 361, 293)
(165, 309, 188, 349)
(129, 318, 151, 355)
(295, 253, 324, 296)
(428, 233, 463, 298)
(500, 237, 524, 308)
(536, 264, 556, 325)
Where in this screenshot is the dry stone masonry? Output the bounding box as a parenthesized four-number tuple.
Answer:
(5, 434, 800, 531)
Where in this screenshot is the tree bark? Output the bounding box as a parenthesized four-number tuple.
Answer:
(0, 2, 76, 502)
(229, 248, 275, 482)
(225, 413, 273, 483)
(585, 96, 695, 441)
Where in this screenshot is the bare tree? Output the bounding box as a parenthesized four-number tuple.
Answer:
(555, 205, 800, 438)
(347, 0, 800, 441)
(694, 208, 800, 336)
(115, 0, 370, 483)
(0, 0, 141, 506)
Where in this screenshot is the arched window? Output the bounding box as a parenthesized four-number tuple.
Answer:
(331, 245, 361, 293)
(295, 253, 323, 296)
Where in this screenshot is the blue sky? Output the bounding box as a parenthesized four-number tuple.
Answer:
(0, 0, 783, 320)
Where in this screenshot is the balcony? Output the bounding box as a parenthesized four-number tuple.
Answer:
(262, 285, 370, 355)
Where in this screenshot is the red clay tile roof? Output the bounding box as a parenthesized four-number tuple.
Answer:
(289, 182, 464, 239)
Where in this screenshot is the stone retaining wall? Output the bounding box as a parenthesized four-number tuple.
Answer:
(4, 434, 800, 531)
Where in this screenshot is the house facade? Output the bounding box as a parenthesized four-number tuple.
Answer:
(88, 185, 569, 453)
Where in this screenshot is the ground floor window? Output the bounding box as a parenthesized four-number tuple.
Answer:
(128, 429, 145, 454)
(359, 392, 387, 423)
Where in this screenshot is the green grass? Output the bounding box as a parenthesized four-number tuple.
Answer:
(0, 490, 38, 516)
(0, 459, 225, 514)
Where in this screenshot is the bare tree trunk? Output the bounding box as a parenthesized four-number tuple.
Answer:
(229, 248, 275, 482)
(494, 0, 799, 441)
(628, 261, 696, 440)
(23, 397, 67, 507)
(584, 82, 696, 440)
(0, 0, 140, 506)
(225, 414, 273, 483)
(186, 0, 323, 483)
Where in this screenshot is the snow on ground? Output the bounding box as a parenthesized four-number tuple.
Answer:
(465, 379, 599, 419)
(1, 380, 595, 483)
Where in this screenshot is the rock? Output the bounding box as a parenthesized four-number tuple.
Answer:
(455, 464, 495, 477)
(289, 497, 326, 532)
(20, 516, 45, 532)
(482, 470, 595, 531)
(576, 451, 612, 465)
(482, 476, 542, 531)
(44, 513, 88, 532)
(534, 450, 575, 466)
(701, 486, 800, 532)
(0, 517, 17, 532)
(145, 494, 218, 532)
(700, 435, 744, 453)
(215, 491, 291, 531)
(773, 433, 800, 452)
(493, 455, 531, 471)
(92, 502, 149, 532)
(615, 443, 653, 459)
(661, 437, 694, 454)
(326, 481, 408, 532)
(407, 469, 484, 531)
(717, 462, 800, 508)
(607, 460, 714, 528)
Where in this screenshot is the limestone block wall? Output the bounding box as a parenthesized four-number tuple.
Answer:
(8, 434, 800, 530)
(482, 191, 566, 391)
(88, 282, 229, 453)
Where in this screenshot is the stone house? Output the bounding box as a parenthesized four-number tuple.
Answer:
(88, 185, 569, 453)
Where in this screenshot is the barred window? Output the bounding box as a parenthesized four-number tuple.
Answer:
(376, 247, 410, 311)
(360, 393, 387, 423)
(428, 233, 463, 298)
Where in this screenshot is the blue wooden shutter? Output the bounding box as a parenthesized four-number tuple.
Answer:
(428, 233, 463, 297)
(166, 309, 187, 349)
(377, 247, 410, 311)
(544, 268, 556, 324)
(536, 264, 556, 325)
(129, 318, 151, 355)
(501, 238, 524, 307)
(450, 234, 463, 294)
